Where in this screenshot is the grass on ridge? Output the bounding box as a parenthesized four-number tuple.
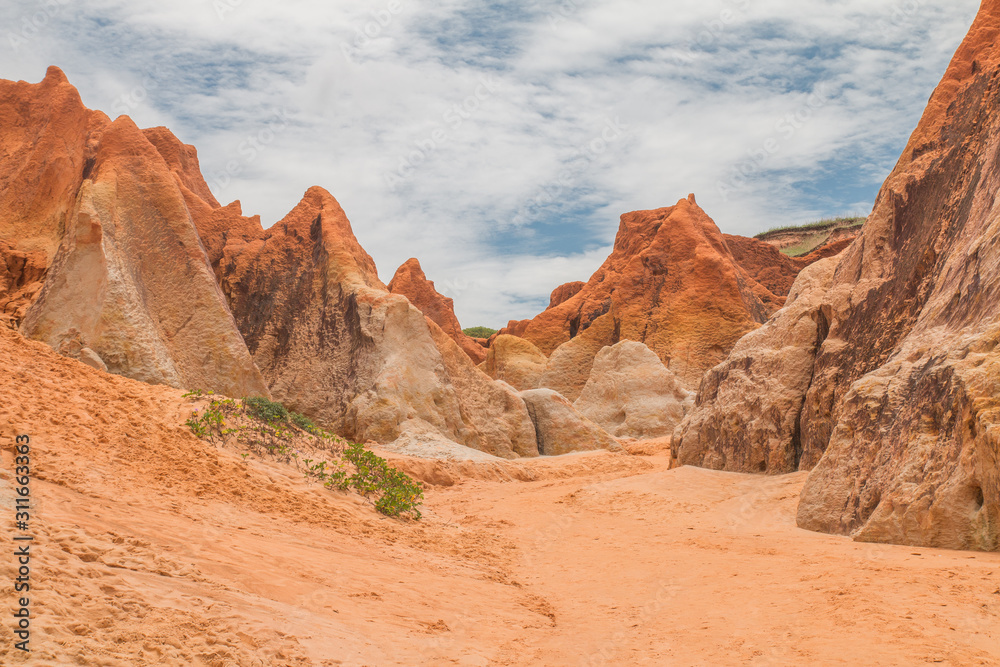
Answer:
(754, 216, 866, 240)
(463, 326, 498, 338)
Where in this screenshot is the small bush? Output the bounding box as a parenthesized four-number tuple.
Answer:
(183, 393, 422, 520)
(462, 326, 497, 339)
(290, 411, 318, 434)
(342, 442, 423, 519)
(243, 396, 289, 423)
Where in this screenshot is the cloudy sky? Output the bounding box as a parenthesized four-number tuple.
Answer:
(1, 0, 980, 327)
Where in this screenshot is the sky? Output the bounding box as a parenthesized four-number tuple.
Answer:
(0, 0, 981, 327)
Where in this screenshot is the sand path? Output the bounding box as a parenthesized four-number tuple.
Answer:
(3, 445, 999, 666)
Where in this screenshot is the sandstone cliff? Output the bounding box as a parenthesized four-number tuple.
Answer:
(500, 196, 778, 388)
(1, 67, 268, 398)
(479, 334, 548, 391)
(210, 187, 540, 458)
(388, 258, 487, 364)
(676, 3, 1000, 551)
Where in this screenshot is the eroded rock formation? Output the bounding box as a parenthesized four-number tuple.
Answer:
(547, 281, 586, 310)
(520, 388, 619, 456)
(209, 187, 539, 458)
(497, 196, 781, 388)
(388, 257, 487, 364)
(1, 68, 268, 397)
(676, 3, 1000, 551)
(575, 340, 692, 440)
(479, 334, 548, 391)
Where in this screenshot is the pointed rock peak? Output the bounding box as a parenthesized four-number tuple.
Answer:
(547, 281, 585, 310)
(302, 185, 343, 209)
(388, 257, 440, 297)
(277, 186, 357, 237)
(279, 187, 344, 227)
(272, 186, 381, 288)
(392, 258, 427, 281)
(387, 256, 488, 364)
(90, 114, 164, 167)
(142, 126, 221, 208)
(42, 66, 69, 86)
(687, 193, 697, 205)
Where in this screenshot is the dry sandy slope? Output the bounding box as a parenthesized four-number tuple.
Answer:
(1, 327, 998, 666)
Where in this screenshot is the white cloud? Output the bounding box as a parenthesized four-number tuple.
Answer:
(0, 0, 980, 326)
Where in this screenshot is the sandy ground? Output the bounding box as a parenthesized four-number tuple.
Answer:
(1, 328, 999, 666)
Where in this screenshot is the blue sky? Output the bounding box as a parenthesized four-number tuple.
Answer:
(1, 0, 980, 326)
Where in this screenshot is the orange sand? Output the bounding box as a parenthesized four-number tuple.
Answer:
(1, 328, 998, 666)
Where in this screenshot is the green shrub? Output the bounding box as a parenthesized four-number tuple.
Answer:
(243, 396, 289, 423)
(290, 411, 318, 434)
(462, 326, 497, 339)
(342, 442, 423, 519)
(183, 393, 422, 520)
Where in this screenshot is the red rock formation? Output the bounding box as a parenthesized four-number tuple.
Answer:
(547, 281, 585, 309)
(723, 234, 806, 299)
(676, 1, 1000, 551)
(0, 241, 47, 328)
(574, 340, 692, 440)
(0, 68, 268, 397)
(724, 232, 861, 300)
(0, 67, 104, 326)
(211, 186, 539, 458)
(388, 258, 487, 364)
(504, 195, 779, 387)
(142, 126, 221, 208)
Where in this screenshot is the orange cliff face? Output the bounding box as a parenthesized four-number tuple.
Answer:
(502, 195, 780, 388)
(0, 67, 269, 397)
(0, 66, 614, 460)
(675, 0, 1000, 551)
(388, 258, 487, 364)
(208, 186, 541, 458)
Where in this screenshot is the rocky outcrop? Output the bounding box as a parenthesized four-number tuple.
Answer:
(575, 340, 692, 440)
(677, 2, 1000, 551)
(673, 257, 840, 472)
(753, 218, 864, 258)
(723, 234, 807, 300)
(497, 196, 780, 388)
(725, 232, 861, 300)
(547, 281, 585, 310)
(536, 308, 620, 402)
(212, 187, 539, 458)
(0, 67, 104, 328)
(479, 335, 548, 391)
(1, 68, 268, 397)
(519, 389, 619, 456)
(388, 258, 487, 364)
(0, 241, 47, 328)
